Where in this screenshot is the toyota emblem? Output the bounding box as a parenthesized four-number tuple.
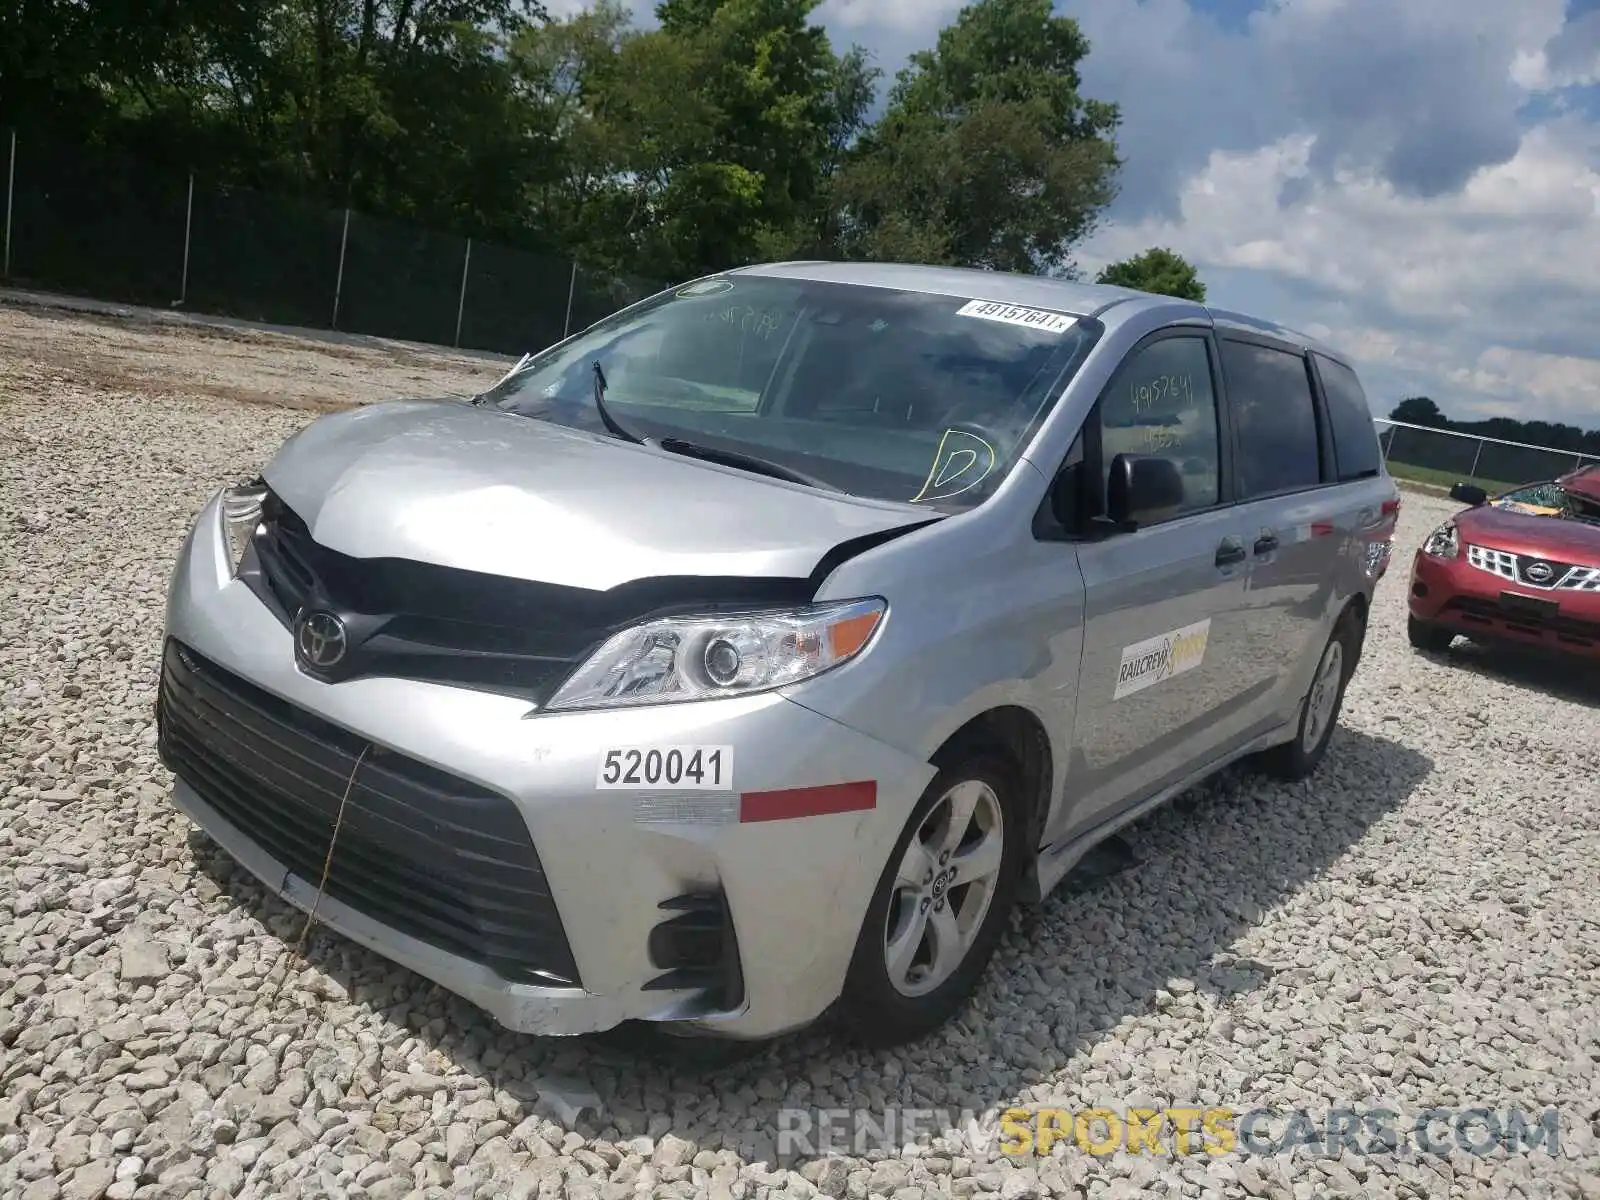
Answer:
(1524, 561, 1555, 585)
(295, 610, 348, 668)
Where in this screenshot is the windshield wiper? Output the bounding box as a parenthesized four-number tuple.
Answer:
(472, 352, 534, 404)
(499, 360, 834, 491)
(591, 361, 650, 446)
(656, 437, 843, 493)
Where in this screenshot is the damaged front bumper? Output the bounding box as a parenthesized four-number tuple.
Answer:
(157, 492, 935, 1039)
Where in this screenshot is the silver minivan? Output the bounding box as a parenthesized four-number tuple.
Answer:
(157, 262, 1401, 1048)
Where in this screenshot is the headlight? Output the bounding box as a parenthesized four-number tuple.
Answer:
(1421, 522, 1459, 560)
(221, 480, 267, 577)
(544, 598, 886, 712)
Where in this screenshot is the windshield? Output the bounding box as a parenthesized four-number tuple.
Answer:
(477, 275, 1098, 512)
(1492, 482, 1600, 525)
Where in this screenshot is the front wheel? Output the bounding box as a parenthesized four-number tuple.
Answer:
(1257, 612, 1359, 782)
(839, 756, 1025, 1048)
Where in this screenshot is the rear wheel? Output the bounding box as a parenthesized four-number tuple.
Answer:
(1407, 615, 1454, 654)
(1257, 612, 1359, 782)
(839, 756, 1024, 1048)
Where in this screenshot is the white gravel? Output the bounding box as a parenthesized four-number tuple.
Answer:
(3, 300, 1600, 1200)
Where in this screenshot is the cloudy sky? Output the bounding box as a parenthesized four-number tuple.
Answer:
(557, 0, 1600, 428)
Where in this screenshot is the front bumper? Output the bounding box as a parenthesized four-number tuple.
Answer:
(159, 493, 935, 1039)
(1408, 549, 1600, 658)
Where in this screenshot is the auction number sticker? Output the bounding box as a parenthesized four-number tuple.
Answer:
(955, 299, 1077, 334)
(597, 745, 735, 791)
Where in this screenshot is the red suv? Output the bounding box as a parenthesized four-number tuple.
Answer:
(1408, 464, 1600, 658)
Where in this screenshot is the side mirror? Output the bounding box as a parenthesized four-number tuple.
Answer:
(1048, 464, 1081, 530)
(1449, 482, 1488, 507)
(1107, 454, 1185, 526)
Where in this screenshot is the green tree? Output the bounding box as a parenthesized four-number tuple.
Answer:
(2, 0, 1131, 300)
(521, 0, 873, 280)
(3, 0, 546, 217)
(833, 0, 1120, 273)
(1390, 397, 1447, 427)
(1095, 247, 1206, 301)
(648, 0, 857, 275)
(508, 1, 669, 255)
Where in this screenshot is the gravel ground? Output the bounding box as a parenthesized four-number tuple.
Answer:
(3, 301, 1600, 1200)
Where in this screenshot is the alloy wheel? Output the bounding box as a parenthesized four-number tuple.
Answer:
(882, 779, 1006, 998)
(1301, 639, 1345, 754)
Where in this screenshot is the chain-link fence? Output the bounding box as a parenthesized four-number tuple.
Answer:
(0, 130, 666, 355)
(8, 129, 1600, 484)
(1374, 419, 1600, 491)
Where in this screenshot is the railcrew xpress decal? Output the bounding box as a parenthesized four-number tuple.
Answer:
(1113, 619, 1211, 700)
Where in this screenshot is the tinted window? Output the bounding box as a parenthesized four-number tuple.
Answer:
(1314, 354, 1382, 480)
(480, 277, 1097, 512)
(1221, 340, 1322, 497)
(1096, 336, 1221, 517)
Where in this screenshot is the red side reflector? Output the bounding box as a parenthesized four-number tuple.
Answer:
(1311, 521, 1334, 537)
(740, 781, 877, 823)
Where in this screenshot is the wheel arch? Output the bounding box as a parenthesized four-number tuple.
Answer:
(929, 705, 1054, 862)
(1339, 589, 1370, 669)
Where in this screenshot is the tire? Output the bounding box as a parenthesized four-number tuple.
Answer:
(838, 754, 1026, 1049)
(1407, 615, 1454, 654)
(1257, 611, 1360, 782)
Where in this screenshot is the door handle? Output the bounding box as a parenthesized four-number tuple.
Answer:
(1215, 538, 1247, 567)
(1253, 532, 1279, 556)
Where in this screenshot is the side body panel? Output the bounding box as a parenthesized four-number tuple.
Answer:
(1215, 327, 1397, 721)
(797, 300, 1396, 899)
(795, 299, 1218, 847)
(1047, 321, 1271, 843)
(1062, 507, 1255, 840)
(792, 475, 1088, 834)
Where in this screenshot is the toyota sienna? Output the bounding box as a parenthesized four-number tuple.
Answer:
(156, 262, 1401, 1048)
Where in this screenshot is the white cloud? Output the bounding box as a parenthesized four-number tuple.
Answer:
(1077, 119, 1600, 423)
(540, 0, 600, 17)
(1454, 347, 1600, 413)
(529, 0, 1600, 427)
(817, 0, 965, 35)
(1519, 7, 1600, 89)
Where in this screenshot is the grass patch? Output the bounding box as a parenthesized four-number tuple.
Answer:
(1385, 460, 1516, 495)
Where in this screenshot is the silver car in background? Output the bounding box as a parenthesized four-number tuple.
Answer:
(157, 262, 1401, 1048)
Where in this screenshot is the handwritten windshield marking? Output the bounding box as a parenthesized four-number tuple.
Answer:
(676, 279, 734, 297)
(704, 304, 784, 340)
(1142, 426, 1183, 453)
(912, 429, 997, 504)
(1131, 373, 1194, 414)
(933, 449, 978, 488)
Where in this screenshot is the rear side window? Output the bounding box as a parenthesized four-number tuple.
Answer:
(1314, 354, 1383, 480)
(1220, 340, 1322, 498)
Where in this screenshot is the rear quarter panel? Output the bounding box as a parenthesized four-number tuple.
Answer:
(1281, 474, 1397, 696)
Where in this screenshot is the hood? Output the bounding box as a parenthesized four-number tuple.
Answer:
(261, 399, 933, 592)
(1456, 503, 1600, 564)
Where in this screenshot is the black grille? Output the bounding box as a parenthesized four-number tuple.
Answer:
(1514, 554, 1580, 588)
(1442, 596, 1600, 648)
(241, 490, 815, 704)
(156, 639, 582, 985)
(644, 891, 744, 1011)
